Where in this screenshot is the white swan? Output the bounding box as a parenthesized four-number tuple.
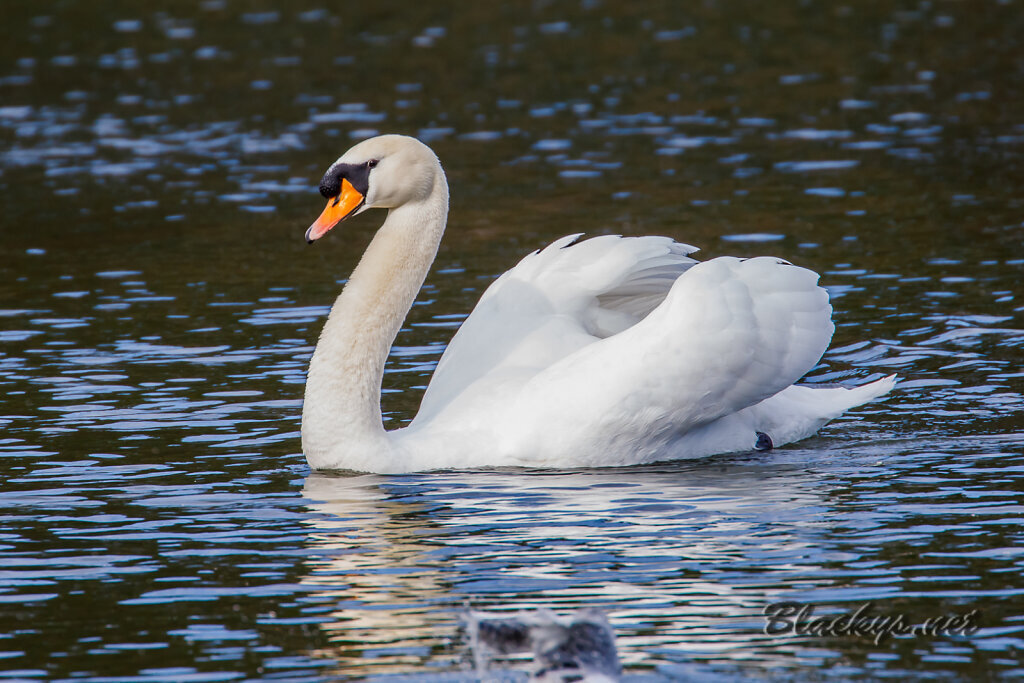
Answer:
(300, 134, 895, 473)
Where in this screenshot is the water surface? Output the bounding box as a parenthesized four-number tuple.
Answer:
(1, 1, 1022, 680)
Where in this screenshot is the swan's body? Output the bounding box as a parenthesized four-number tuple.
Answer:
(301, 135, 894, 473)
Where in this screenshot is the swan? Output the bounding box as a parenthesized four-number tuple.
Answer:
(300, 134, 895, 473)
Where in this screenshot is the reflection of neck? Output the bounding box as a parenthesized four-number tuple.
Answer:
(302, 173, 449, 471)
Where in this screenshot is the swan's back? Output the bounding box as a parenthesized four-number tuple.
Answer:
(398, 234, 892, 469)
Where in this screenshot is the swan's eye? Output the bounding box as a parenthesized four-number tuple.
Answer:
(367, 159, 379, 169)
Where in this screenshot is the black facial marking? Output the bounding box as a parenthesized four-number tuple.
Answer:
(754, 431, 774, 451)
(318, 161, 373, 199)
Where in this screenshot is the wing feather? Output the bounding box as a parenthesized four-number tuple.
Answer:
(497, 256, 836, 461)
(414, 235, 699, 421)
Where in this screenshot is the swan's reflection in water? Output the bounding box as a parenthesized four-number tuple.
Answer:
(299, 475, 452, 675)
(298, 452, 854, 678)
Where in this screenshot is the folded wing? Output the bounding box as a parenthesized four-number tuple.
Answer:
(500, 255, 836, 461)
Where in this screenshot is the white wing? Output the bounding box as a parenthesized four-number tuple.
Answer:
(413, 234, 699, 422)
(497, 255, 836, 462)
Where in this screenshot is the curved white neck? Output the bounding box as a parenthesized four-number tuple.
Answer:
(302, 172, 448, 471)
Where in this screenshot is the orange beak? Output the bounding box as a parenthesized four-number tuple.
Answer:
(305, 178, 365, 243)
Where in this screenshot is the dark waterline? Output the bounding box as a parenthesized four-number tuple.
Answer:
(1, 1, 1022, 680)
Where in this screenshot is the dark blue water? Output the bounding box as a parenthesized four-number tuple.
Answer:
(1, 1, 1022, 679)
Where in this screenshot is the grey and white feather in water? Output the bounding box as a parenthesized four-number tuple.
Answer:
(466, 608, 621, 682)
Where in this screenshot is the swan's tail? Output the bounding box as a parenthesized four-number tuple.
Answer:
(667, 375, 898, 459)
(817, 373, 898, 414)
(754, 374, 898, 448)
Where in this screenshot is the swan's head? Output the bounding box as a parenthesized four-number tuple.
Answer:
(305, 134, 441, 243)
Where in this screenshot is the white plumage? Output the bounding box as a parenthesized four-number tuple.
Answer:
(300, 135, 895, 473)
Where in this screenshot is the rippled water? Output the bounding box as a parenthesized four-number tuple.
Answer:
(1, 1, 1023, 680)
